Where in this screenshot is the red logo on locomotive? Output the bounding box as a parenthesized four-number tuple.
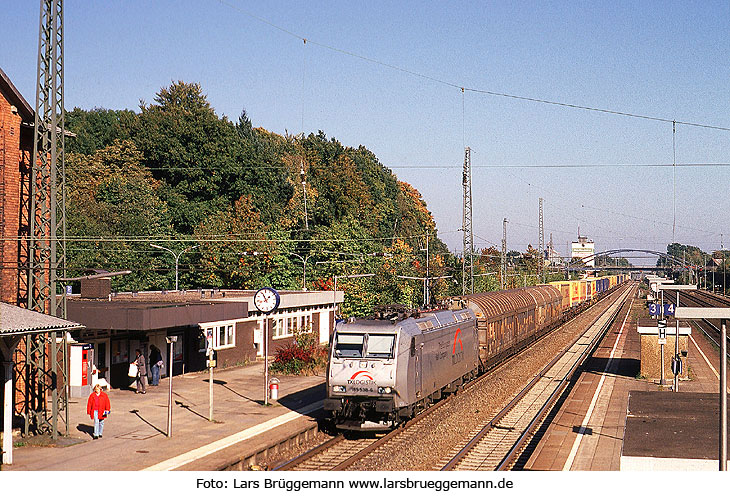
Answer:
(348, 370, 376, 384)
(452, 328, 463, 354)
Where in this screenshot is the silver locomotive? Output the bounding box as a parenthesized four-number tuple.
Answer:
(323, 308, 478, 431)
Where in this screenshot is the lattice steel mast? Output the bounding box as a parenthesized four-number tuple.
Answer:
(24, 0, 68, 439)
(462, 147, 473, 295)
(30, 0, 66, 317)
(539, 197, 544, 283)
(501, 218, 508, 289)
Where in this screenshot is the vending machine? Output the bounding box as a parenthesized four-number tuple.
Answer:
(69, 343, 94, 398)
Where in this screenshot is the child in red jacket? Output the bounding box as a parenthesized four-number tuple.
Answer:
(87, 383, 111, 439)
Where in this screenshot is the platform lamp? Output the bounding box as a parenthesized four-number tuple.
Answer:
(165, 335, 178, 437)
(674, 306, 729, 471)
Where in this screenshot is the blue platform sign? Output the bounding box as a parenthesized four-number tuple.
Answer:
(649, 303, 675, 316)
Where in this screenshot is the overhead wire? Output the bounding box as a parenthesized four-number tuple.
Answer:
(214, 0, 730, 132)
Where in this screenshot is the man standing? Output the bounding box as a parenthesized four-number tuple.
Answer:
(132, 349, 147, 394)
(149, 345, 163, 386)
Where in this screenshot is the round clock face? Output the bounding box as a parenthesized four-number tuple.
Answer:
(254, 287, 280, 313)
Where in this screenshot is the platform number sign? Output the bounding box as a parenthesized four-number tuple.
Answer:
(649, 303, 675, 316)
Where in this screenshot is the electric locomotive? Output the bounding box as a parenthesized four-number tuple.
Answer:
(324, 308, 478, 431)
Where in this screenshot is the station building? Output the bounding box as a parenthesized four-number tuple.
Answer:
(67, 279, 344, 389)
(0, 66, 33, 308)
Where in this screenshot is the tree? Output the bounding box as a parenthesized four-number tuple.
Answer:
(131, 82, 244, 233)
(65, 107, 136, 155)
(193, 195, 273, 289)
(66, 140, 173, 290)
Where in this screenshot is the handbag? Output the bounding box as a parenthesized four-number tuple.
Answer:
(128, 362, 138, 378)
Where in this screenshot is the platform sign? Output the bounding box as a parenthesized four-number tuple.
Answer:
(206, 328, 213, 354)
(649, 303, 675, 316)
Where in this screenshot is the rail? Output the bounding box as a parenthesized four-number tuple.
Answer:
(441, 284, 633, 471)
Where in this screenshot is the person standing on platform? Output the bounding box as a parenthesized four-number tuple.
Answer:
(86, 383, 111, 439)
(149, 345, 163, 386)
(132, 349, 147, 394)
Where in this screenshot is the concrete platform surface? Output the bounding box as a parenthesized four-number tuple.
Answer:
(2, 362, 325, 471)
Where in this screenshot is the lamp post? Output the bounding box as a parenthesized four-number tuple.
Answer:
(397, 275, 452, 307)
(150, 244, 199, 291)
(165, 335, 178, 437)
(288, 253, 312, 291)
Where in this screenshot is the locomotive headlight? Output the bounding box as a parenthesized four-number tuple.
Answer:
(333, 385, 346, 393)
(378, 386, 392, 394)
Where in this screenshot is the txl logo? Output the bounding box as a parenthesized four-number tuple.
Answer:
(348, 370, 375, 385)
(452, 328, 464, 364)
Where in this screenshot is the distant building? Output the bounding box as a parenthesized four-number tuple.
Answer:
(571, 235, 595, 267)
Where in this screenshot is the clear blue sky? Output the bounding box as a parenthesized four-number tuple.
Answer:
(2, 1, 729, 260)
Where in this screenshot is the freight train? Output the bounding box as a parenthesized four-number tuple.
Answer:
(323, 275, 628, 431)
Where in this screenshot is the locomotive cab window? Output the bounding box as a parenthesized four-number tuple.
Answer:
(365, 334, 395, 359)
(334, 333, 364, 358)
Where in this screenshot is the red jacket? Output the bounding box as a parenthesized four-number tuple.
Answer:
(87, 391, 111, 420)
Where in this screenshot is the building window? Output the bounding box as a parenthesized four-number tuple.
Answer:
(200, 321, 236, 350)
(272, 310, 316, 340)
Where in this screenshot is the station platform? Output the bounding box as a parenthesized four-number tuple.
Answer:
(3, 295, 727, 472)
(2, 362, 325, 471)
(525, 296, 728, 471)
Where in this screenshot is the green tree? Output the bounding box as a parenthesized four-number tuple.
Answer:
(66, 140, 173, 290)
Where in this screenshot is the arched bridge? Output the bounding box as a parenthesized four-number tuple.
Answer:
(564, 249, 699, 273)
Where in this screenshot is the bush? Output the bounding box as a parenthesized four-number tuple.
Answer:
(269, 327, 328, 375)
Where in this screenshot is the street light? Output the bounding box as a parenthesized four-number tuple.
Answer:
(165, 335, 177, 437)
(288, 252, 312, 291)
(397, 275, 452, 307)
(150, 244, 199, 291)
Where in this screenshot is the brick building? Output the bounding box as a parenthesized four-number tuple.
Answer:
(0, 67, 33, 307)
(66, 287, 344, 389)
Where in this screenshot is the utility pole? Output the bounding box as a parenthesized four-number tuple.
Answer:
(539, 198, 544, 284)
(462, 147, 474, 295)
(501, 218, 508, 289)
(30, 0, 66, 318)
(424, 234, 430, 306)
(24, 0, 68, 443)
(300, 161, 309, 230)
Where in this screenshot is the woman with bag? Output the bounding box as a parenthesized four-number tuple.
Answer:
(86, 383, 111, 439)
(132, 349, 147, 394)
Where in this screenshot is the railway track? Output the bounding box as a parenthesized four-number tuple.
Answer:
(274, 284, 633, 471)
(439, 284, 634, 471)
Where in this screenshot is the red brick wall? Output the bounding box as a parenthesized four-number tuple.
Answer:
(0, 89, 25, 307)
